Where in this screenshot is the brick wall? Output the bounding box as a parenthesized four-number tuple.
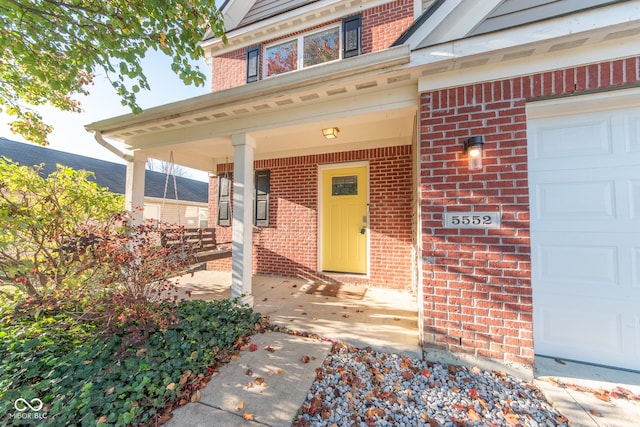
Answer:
(208, 146, 413, 289)
(211, 48, 246, 92)
(419, 56, 640, 367)
(210, 1, 414, 91)
(361, 0, 414, 54)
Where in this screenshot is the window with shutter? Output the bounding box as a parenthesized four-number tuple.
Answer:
(254, 170, 270, 227)
(342, 14, 361, 58)
(246, 45, 260, 83)
(217, 174, 232, 226)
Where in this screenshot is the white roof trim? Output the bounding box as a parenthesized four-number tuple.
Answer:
(406, 0, 504, 50)
(221, 0, 257, 31)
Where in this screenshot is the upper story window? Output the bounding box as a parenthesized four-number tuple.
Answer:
(265, 25, 340, 78)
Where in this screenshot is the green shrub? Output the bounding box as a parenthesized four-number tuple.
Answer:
(0, 298, 262, 426)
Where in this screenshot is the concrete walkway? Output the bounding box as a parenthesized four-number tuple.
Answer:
(169, 270, 640, 427)
(535, 356, 640, 427)
(166, 332, 331, 427)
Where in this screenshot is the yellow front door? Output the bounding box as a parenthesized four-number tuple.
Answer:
(321, 165, 368, 274)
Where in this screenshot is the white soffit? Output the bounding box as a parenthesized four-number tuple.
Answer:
(415, 2, 640, 92)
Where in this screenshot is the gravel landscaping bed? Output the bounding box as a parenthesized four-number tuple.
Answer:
(294, 343, 568, 427)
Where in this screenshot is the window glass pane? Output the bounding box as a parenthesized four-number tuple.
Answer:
(303, 27, 339, 68)
(266, 40, 298, 76)
(332, 175, 358, 196)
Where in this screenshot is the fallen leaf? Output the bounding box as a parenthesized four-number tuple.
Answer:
(105, 386, 115, 396)
(136, 348, 147, 356)
(312, 316, 319, 320)
(266, 370, 274, 377)
(264, 346, 276, 353)
(421, 368, 431, 378)
(589, 409, 602, 417)
(451, 385, 460, 393)
(478, 397, 488, 411)
(471, 366, 481, 375)
(594, 393, 610, 402)
(166, 382, 176, 391)
(301, 312, 308, 315)
(236, 400, 244, 411)
(468, 408, 481, 421)
(249, 344, 258, 352)
(190, 390, 201, 402)
(402, 371, 413, 380)
(97, 415, 108, 424)
(302, 355, 310, 363)
(554, 358, 566, 365)
(243, 411, 254, 421)
(469, 387, 478, 399)
(230, 355, 238, 361)
(555, 414, 568, 423)
(245, 369, 253, 376)
(276, 368, 284, 374)
(504, 412, 519, 425)
(254, 377, 266, 386)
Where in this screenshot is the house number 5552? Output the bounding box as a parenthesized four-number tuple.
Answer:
(444, 212, 501, 229)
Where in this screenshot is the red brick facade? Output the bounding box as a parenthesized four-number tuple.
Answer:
(361, 0, 414, 54)
(211, 0, 414, 91)
(208, 146, 414, 289)
(419, 56, 640, 367)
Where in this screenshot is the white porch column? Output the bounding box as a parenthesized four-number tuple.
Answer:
(231, 133, 255, 306)
(125, 151, 147, 225)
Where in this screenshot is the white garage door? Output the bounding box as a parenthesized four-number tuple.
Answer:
(528, 91, 640, 371)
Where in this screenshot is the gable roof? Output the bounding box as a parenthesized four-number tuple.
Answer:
(0, 137, 208, 204)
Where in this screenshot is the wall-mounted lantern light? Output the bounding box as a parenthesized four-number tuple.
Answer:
(463, 136, 484, 171)
(322, 127, 339, 139)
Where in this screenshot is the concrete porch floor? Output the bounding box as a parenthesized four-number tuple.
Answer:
(174, 270, 422, 358)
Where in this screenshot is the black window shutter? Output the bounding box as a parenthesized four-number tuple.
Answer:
(246, 45, 260, 83)
(342, 15, 361, 59)
(217, 174, 232, 226)
(254, 170, 270, 227)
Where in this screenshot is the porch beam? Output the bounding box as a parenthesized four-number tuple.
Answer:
(125, 151, 147, 225)
(231, 133, 255, 306)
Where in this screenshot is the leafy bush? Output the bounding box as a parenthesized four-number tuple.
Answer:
(0, 157, 199, 301)
(0, 157, 124, 298)
(0, 298, 262, 426)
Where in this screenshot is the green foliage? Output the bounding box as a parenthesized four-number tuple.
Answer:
(0, 0, 226, 144)
(0, 297, 262, 426)
(0, 157, 124, 298)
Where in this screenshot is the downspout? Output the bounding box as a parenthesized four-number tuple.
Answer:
(92, 131, 134, 162)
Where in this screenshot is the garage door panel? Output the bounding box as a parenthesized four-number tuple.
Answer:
(535, 242, 619, 288)
(631, 180, 640, 220)
(528, 100, 640, 371)
(535, 180, 615, 219)
(533, 232, 639, 289)
(625, 113, 640, 153)
(537, 302, 624, 350)
(531, 167, 640, 232)
(529, 107, 640, 172)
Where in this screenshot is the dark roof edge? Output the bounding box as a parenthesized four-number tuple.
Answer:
(392, 0, 447, 47)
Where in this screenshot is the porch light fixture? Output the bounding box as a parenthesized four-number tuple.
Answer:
(463, 136, 484, 171)
(322, 127, 339, 139)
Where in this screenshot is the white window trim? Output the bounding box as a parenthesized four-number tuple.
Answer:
(263, 24, 342, 78)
